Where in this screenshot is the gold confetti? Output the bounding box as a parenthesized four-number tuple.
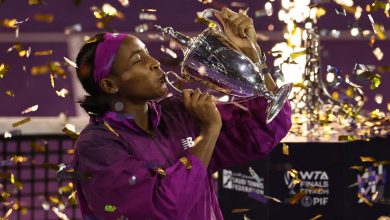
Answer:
(0, 18, 17, 28)
(231, 208, 250, 213)
(28, 0, 46, 5)
(5, 90, 15, 97)
(31, 65, 49, 75)
(50, 74, 55, 88)
(56, 88, 69, 98)
(290, 50, 307, 59)
(8, 43, 30, 57)
(34, 14, 54, 23)
(288, 190, 306, 204)
(21, 104, 38, 114)
(12, 117, 31, 128)
(350, 165, 365, 171)
(67, 148, 75, 155)
(68, 190, 77, 205)
(179, 157, 192, 169)
(360, 156, 376, 162)
(58, 183, 74, 195)
(0, 63, 11, 78)
(30, 142, 46, 153)
(34, 50, 52, 56)
(0, 172, 23, 190)
(104, 204, 117, 212)
(310, 214, 323, 220)
(62, 127, 79, 140)
(49, 61, 67, 78)
(10, 155, 29, 163)
(282, 143, 289, 155)
(155, 167, 166, 177)
(0, 191, 10, 201)
(369, 35, 376, 47)
(357, 193, 373, 206)
(103, 121, 119, 137)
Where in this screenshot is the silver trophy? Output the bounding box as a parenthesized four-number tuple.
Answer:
(156, 8, 292, 123)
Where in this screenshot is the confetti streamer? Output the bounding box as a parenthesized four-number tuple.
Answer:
(34, 14, 54, 23)
(179, 157, 192, 169)
(357, 193, 373, 206)
(63, 57, 77, 68)
(34, 50, 52, 56)
(310, 214, 323, 220)
(155, 167, 166, 177)
(28, 0, 46, 5)
(282, 143, 289, 155)
(288, 190, 306, 204)
(231, 208, 250, 213)
(290, 50, 307, 59)
(21, 104, 38, 114)
(103, 121, 119, 137)
(62, 127, 79, 140)
(12, 117, 31, 128)
(360, 156, 376, 162)
(31, 65, 49, 75)
(0, 63, 11, 78)
(56, 88, 69, 98)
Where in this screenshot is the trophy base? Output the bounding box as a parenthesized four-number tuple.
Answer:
(266, 83, 293, 124)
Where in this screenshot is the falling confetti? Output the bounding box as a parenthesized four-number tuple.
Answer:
(360, 156, 376, 162)
(34, 50, 53, 56)
(282, 143, 289, 155)
(21, 104, 39, 114)
(56, 88, 69, 98)
(12, 117, 31, 128)
(0, 63, 11, 78)
(104, 204, 117, 213)
(34, 14, 54, 23)
(179, 157, 192, 169)
(63, 57, 77, 68)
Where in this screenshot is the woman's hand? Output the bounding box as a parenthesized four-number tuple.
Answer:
(183, 89, 222, 132)
(214, 8, 262, 62)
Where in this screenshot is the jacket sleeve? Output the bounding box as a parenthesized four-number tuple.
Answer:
(208, 96, 292, 173)
(74, 128, 208, 219)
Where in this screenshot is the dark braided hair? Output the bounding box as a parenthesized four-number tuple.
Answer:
(76, 33, 113, 116)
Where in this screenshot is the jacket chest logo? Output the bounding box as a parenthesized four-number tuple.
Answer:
(181, 137, 194, 150)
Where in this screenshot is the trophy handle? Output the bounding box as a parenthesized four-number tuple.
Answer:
(164, 71, 187, 94)
(200, 8, 224, 32)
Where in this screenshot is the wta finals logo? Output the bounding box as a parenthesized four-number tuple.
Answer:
(284, 169, 330, 207)
(357, 164, 387, 204)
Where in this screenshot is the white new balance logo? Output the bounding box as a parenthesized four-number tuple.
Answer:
(181, 137, 194, 150)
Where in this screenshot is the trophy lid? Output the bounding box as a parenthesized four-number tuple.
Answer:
(154, 25, 192, 50)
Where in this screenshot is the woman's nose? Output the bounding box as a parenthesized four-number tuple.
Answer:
(150, 57, 161, 70)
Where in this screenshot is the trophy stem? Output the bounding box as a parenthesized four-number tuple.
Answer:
(265, 83, 293, 123)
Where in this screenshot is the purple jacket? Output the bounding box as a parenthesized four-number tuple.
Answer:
(73, 95, 292, 220)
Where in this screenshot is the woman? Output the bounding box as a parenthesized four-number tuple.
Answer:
(73, 8, 292, 220)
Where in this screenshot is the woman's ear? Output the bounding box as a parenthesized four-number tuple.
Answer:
(100, 78, 119, 94)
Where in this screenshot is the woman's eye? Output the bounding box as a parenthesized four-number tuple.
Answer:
(133, 55, 142, 63)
